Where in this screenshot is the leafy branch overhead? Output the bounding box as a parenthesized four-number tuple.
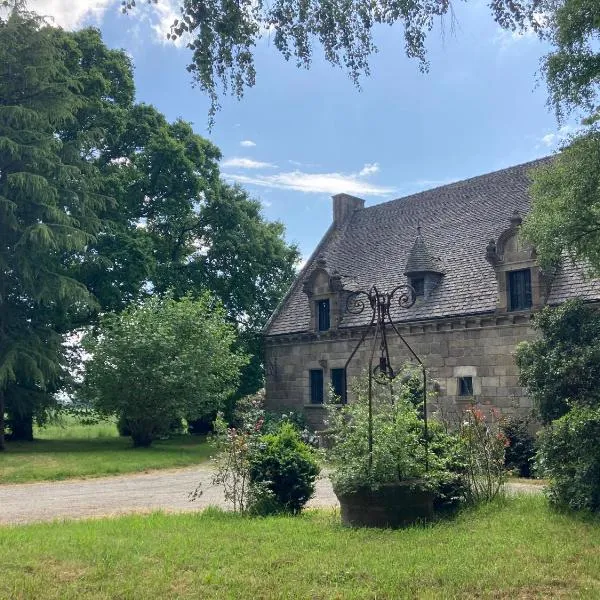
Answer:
(122, 0, 547, 123)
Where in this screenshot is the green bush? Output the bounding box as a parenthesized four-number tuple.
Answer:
(501, 416, 535, 478)
(325, 374, 467, 509)
(248, 423, 320, 514)
(516, 299, 600, 423)
(536, 406, 600, 512)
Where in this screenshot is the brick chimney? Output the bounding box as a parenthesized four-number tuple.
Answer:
(332, 193, 365, 226)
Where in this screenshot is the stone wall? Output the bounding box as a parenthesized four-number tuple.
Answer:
(264, 312, 534, 430)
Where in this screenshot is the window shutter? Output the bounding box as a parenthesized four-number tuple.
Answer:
(508, 269, 532, 311)
(317, 299, 330, 331)
(310, 369, 324, 404)
(330, 368, 347, 403)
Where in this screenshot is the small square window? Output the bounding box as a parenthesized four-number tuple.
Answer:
(458, 376, 473, 396)
(411, 277, 424, 297)
(317, 299, 330, 331)
(309, 369, 324, 404)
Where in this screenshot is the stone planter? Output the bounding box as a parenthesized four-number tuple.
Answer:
(334, 481, 434, 528)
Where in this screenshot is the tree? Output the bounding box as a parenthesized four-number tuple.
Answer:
(515, 299, 600, 424)
(0, 9, 104, 449)
(518, 0, 600, 271)
(122, 0, 543, 123)
(522, 131, 600, 274)
(1, 9, 299, 439)
(82, 294, 248, 447)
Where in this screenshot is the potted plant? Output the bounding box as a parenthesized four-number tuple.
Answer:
(325, 369, 465, 528)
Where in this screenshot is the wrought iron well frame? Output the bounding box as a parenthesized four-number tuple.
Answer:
(343, 284, 429, 471)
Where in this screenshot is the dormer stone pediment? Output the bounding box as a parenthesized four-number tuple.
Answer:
(485, 210, 553, 312)
(302, 257, 345, 331)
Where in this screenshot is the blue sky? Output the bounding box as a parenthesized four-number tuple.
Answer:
(30, 1, 574, 264)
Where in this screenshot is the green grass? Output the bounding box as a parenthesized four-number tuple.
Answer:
(0, 417, 212, 484)
(1, 496, 599, 599)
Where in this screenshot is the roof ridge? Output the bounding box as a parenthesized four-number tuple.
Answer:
(362, 156, 553, 212)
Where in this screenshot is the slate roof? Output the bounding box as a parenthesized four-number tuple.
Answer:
(265, 158, 600, 336)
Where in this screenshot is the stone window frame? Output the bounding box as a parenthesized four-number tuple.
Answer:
(485, 211, 551, 313)
(302, 259, 344, 333)
(446, 366, 481, 397)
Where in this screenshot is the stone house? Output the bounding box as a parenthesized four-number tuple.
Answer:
(263, 158, 600, 429)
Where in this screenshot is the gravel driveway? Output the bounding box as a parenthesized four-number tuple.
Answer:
(0, 467, 542, 525)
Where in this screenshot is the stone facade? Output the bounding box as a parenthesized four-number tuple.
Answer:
(263, 159, 600, 429)
(265, 312, 533, 430)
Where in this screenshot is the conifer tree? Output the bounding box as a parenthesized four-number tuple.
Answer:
(0, 9, 103, 448)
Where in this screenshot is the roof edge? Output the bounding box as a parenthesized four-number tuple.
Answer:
(366, 156, 554, 213)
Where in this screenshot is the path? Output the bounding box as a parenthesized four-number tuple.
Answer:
(0, 466, 542, 525)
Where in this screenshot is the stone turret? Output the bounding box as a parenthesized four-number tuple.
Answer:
(404, 227, 444, 299)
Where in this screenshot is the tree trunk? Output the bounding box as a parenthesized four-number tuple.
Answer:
(0, 389, 5, 451)
(8, 410, 34, 441)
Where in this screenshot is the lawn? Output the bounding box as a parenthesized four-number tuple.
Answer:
(0, 417, 212, 484)
(1, 496, 599, 599)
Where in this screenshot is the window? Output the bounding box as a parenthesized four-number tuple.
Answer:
(317, 299, 330, 331)
(507, 269, 532, 311)
(330, 368, 347, 403)
(309, 369, 324, 404)
(458, 376, 473, 396)
(411, 277, 425, 297)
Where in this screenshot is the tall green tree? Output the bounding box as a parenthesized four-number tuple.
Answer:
(0, 9, 104, 449)
(520, 0, 600, 271)
(1, 5, 299, 443)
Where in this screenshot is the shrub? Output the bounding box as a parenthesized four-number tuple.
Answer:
(501, 415, 535, 477)
(248, 422, 320, 514)
(204, 394, 319, 514)
(325, 374, 467, 509)
(82, 294, 248, 447)
(516, 299, 600, 423)
(536, 406, 600, 512)
(458, 406, 508, 503)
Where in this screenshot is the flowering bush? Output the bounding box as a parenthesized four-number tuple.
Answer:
(459, 406, 508, 502)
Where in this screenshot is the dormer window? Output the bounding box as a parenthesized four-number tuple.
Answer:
(508, 269, 532, 311)
(302, 256, 343, 332)
(411, 277, 425, 297)
(404, 227, 444, 300)
(486, 211, 547, 313)
(317, 299, 330, 331)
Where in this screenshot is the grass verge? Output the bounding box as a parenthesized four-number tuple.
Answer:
(1, 495, 599, 599)
(0, 417, 211, 484)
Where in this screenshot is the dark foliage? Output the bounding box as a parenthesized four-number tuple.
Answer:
(537, 406, 600, 512)
(248, 423, 320, 514)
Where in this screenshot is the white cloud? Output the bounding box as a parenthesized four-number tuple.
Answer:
(240, 140, 257, 147)
(494, 12, 547, 50)
(222, 157, 277, 169)
(24, 0, 184, 47)
(23, 0, 114, 29)
(539, 124, 580, 148)
(149, 0, 186, 47)
(358, 162, 380, 177)
(222, 170, 395, 197)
